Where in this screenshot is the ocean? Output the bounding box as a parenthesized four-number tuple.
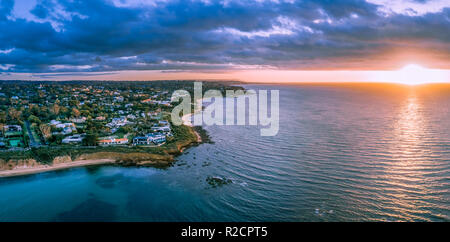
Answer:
(0, 83, 449, 222)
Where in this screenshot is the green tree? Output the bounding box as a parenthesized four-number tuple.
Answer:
(82, 133, 98, 146)
(28, 115, 41, 124)
(72, 108, 81, 117)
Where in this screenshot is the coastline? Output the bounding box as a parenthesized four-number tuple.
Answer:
(0, 96, 215, 179)
(181, 113, 202, 143)
(0, 124, 205, 178)
(182, 98, 204, 143)
(0, 159, 115, 178)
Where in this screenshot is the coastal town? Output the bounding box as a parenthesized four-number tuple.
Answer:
(0, 81, 177, 150)
(0, 80, 243, 174)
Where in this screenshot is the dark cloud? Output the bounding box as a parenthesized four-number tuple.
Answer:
(0, 0, 449, 73)
(0, 0, 14, 20)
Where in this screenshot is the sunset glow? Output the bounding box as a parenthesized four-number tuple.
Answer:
(0, 0, 449, 82)
(370, 64, 449, 85)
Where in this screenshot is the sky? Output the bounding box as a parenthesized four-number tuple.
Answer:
(0, 0, 449, 82)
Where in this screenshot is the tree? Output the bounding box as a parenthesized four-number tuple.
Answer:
(51, 104, 61, 115)
(39, 124, 52, 139)
(0, 112, 6, 123)
(72, 108, 81, 117)
(8, 108, 22, 121)
(49, 134, 64, 145)
(118, 126, 132, 134)
(28, 115, 41, 124)
(82, 133, 98, 147)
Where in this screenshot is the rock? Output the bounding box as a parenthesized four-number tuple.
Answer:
(206, 176, 232, 187)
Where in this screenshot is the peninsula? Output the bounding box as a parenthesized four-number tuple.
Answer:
(0, 80, 243, 177)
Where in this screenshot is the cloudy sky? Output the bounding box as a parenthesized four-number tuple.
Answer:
(0, 0, 449, 82)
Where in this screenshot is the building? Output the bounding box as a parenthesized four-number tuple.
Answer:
(99, 138, 129, 146)
(50, 120, 61, 125)
(3, 125, 22, 132)
(54, 123, 75, 129)
(114, 96, 124, 102)
(149, 133, 166, 144)
(127, 114, 137, 120)
(151, 121, 171, 133)
(70, 117, 87, 123)
(133, 133, 166, 146)
(133, 136, 152, 145)
(106, 117, 128, 128)
(53, 123, 76, 135)
(3, 125, 22, 138)
(62, 134, 85, 144)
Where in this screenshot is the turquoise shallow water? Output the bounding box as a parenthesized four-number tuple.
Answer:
(0, 84, 449, 221)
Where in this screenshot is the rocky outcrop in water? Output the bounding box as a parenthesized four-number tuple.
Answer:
(206, 176, 232, 188)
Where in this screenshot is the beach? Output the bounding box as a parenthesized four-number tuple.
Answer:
(0, 159, 116, 178)
(182, 98, 204, 143)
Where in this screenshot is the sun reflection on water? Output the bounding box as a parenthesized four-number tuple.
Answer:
(381, 90, 436, 221)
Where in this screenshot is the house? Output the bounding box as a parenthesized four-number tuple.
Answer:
(54, 123, 76, 135)
(152, 126, 171, 133)
(3, 125, 22, 138)
(4, 125, 22, 132)
(98, 138, 129, 146)
(55, 123, 76, 129)
(133, 133, 166, 146)
(148, 133, 166, 144)
(114, 96, 124, 102)
(133, 136, 152, 145)
(127, 114, 136, 120)
(95, 116, 106, 121)
(106, 117, 128, 128)
(70, 117, 86, 123)
(159, 120, 169, 125)
(62, 134, 85, 144)
(50, 120, 61, 125)
(151, 121, 171, 133)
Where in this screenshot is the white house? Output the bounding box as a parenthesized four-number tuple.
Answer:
(99, 138, 128, 146)
(62, 134, 85, 144)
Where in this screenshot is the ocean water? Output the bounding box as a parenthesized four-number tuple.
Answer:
(0, 83, 449, 222)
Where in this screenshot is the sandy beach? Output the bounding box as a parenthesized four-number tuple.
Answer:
(0, 159, 116, 178)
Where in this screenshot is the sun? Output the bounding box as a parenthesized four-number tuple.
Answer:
(397, 64, 433, 85)
(373, 64, 448, 85)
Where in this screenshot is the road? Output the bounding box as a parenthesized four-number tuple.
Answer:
(25, 121, 40, 148)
